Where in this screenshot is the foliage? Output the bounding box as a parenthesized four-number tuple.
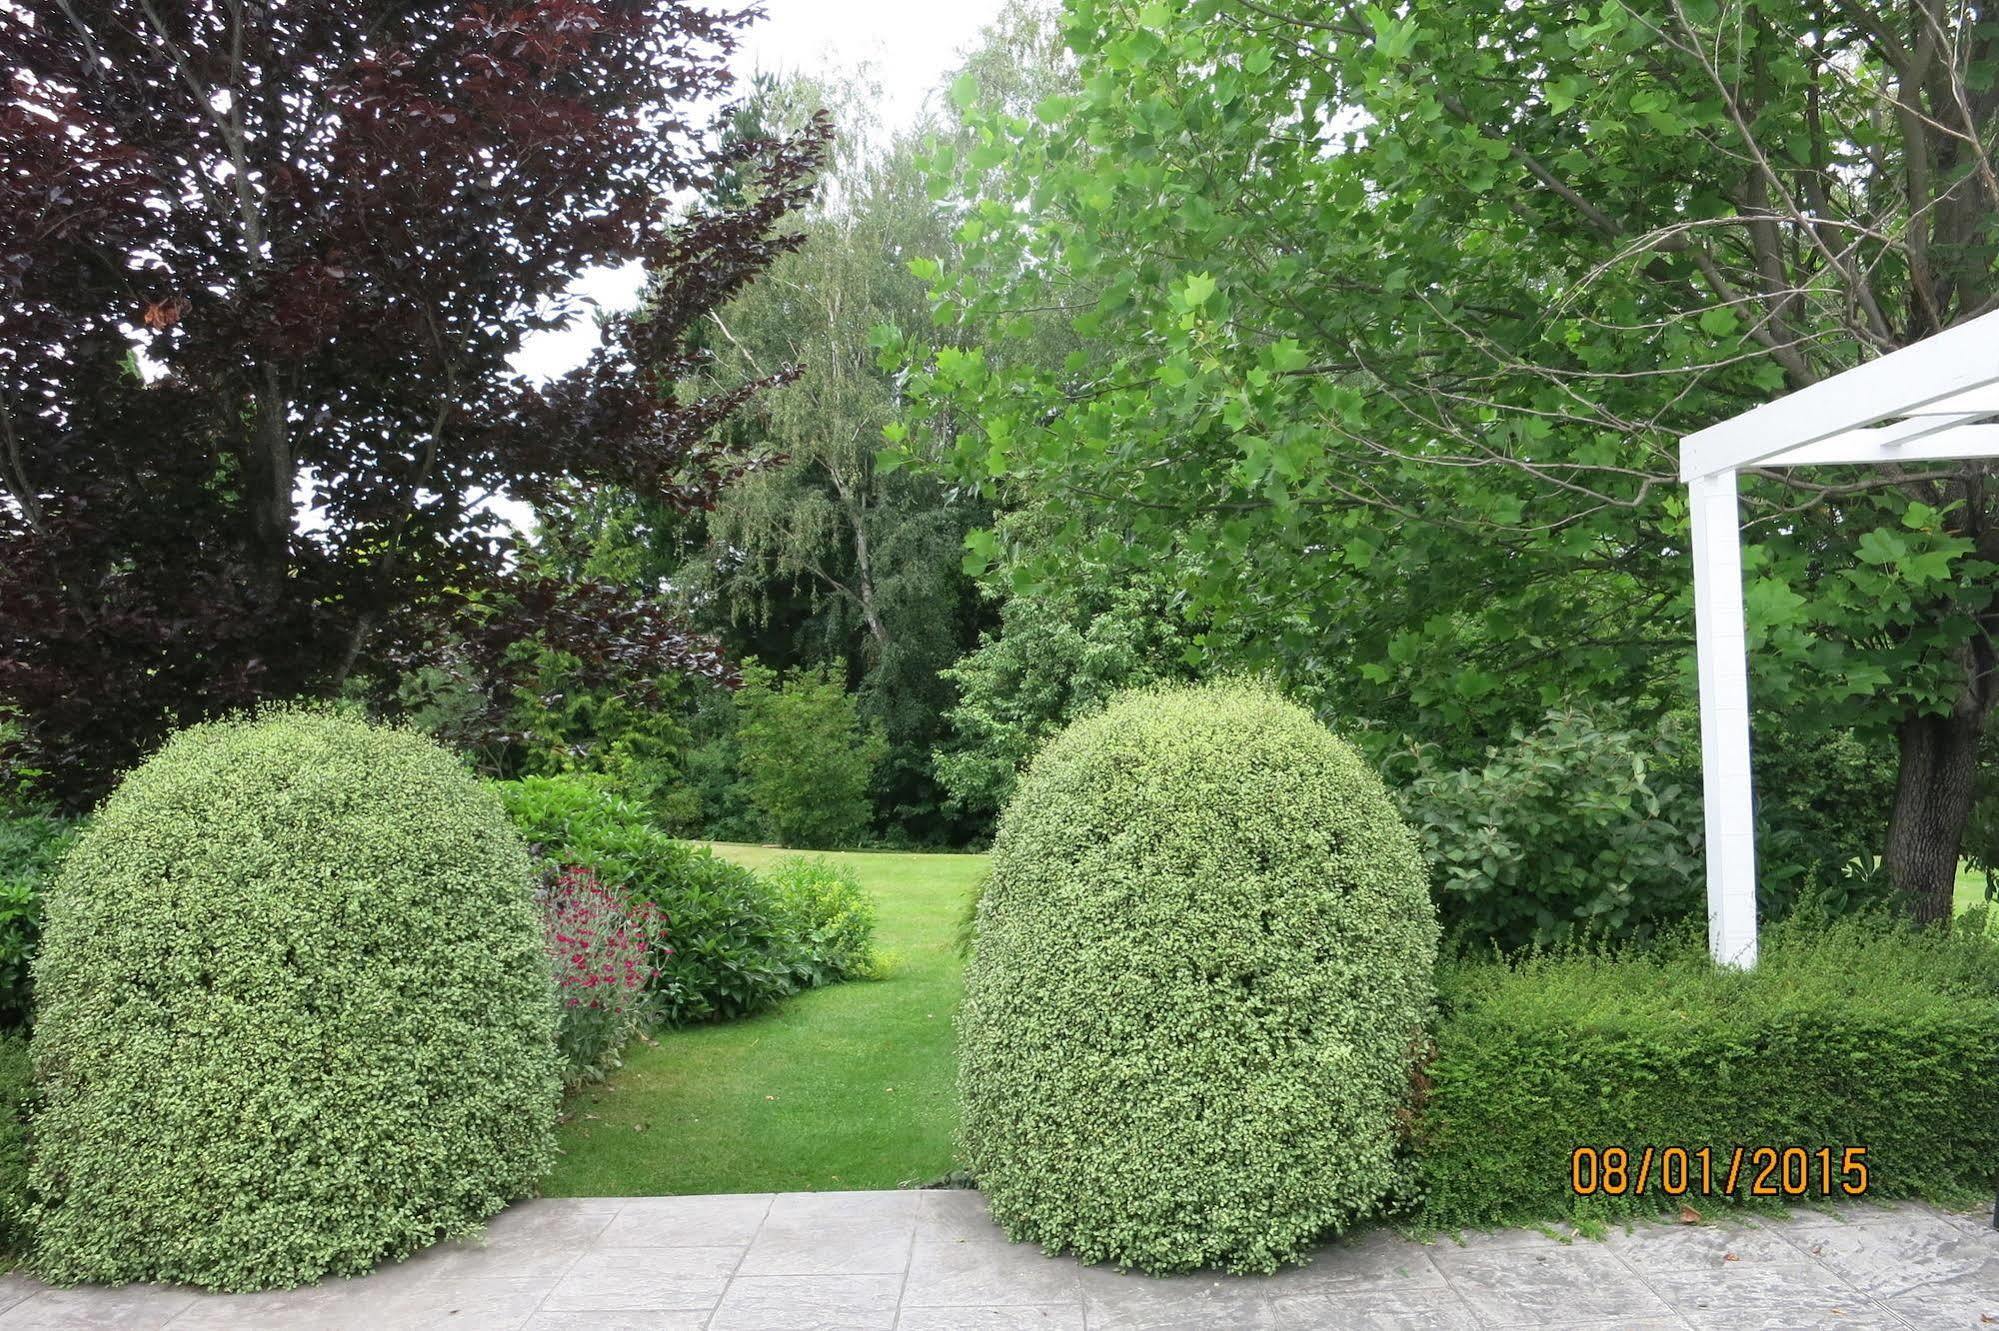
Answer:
(679, 687, 763, 842)
(497, 774, 798, 1025)
(502, 644, 702, 828)
(898, 0, 1999, 917)
(734, 665, 887, 849)
(0, 807, 81, 1030)
(959, 681, 1438, 1274)
(763, 856, 880, 986)
(542, 865, 667, 1089)
(545, 75, 994, 846)
(0, 1036, 28, 1257)
(1392, 709, 1703, 949)
(1419, 917, 1999, 1228)
(1671, 714, 1900, 919)
(936, 576, 1195, 831)
(28, 710, 559, 1291)
(0, 3, 829, 806)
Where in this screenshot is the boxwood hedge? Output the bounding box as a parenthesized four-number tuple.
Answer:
(1418, 915, 1999, 1228)
(29, 710, 560, 1290)
(959, 681, 1439, 1273)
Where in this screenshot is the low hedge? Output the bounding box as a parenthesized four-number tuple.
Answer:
(1417, 915, 1999, 1229)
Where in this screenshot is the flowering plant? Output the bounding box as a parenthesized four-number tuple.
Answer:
(539, 864, 668, 1086)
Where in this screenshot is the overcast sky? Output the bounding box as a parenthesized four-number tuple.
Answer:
(505, 0, 1010, 384)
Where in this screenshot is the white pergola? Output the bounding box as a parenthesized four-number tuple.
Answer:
(1681, 310, 1999, 969)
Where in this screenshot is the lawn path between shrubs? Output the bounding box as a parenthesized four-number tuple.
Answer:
(541, 844, 985, 1196)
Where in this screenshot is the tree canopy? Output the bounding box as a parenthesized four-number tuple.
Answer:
(0, 1, 826, 803)
(893, 0, 1999, 914)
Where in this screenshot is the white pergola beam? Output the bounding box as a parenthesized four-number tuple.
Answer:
(1761, 417, 1999, 468)
(1680, 314, 1999, 969)
(1687, 468, 1758, 970)
(1679, 308, 1999, 480)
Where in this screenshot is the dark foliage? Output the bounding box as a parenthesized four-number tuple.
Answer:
(0, 1, 829, 805)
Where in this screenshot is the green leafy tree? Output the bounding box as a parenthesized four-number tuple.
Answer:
(895, 0, 1999, 922)
(936, 576, 1195, 829)
(734, 664, 887, 848)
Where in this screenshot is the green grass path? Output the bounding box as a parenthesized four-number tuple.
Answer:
(542, 844, 986, 1196)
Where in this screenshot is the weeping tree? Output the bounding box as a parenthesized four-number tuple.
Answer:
(0, 0, 827, 804)
(635, 78, 993, 841)
(900, 0, 1999, 922)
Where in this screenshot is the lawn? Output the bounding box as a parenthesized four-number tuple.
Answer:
(1955, 861, 1995, 923)
(542, 843, 986, 1196)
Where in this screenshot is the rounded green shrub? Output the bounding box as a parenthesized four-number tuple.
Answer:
(764, 856, 879, 986)
(30, 710, 559, 1291)
(958, 681, 1438, 1274)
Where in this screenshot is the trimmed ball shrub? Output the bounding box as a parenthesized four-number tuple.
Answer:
(959, 681, 1439, 1274)
(30, 710, 559, 1291)
(1418, 915, 1999, 1229)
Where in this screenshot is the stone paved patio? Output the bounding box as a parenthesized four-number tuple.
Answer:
(0, 1192, 1990, 1329)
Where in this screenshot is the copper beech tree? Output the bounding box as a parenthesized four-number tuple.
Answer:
(0, 1, 829, 804)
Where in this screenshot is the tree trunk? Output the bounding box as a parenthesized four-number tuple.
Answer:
(243, 366, 292, 610)
(1884, 700, 1986, 925)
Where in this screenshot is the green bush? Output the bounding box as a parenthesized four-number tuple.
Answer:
(29, 710, 559, 1290)
(959, 681, 1439, 1274)
(0, 807, 81, 1029)
(497, 774, 799, 1024)
(1394, 708, 1703, 949)
(0, 1036, 29, 1257)
(734, 664, 885, 848)
(764, 856, 879, 986)
(1417, 915, 1999, 1229)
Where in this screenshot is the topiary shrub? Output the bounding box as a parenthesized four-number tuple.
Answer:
(764, 856, 879, 986)
(959, 681, 1439, 1274)
(29, 710, 560, 1291)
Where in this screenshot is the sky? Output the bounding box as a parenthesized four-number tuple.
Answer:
(505, 0, 1010, 385)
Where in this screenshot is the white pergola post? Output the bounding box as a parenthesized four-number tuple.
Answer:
(1678, 307, 1999, 970)
(1687, 469, 1758, 969)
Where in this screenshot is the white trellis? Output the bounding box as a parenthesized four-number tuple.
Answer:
(1681, 310, 1999, 969)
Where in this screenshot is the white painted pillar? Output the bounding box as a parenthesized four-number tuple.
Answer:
(1688, 468, 1758, 968)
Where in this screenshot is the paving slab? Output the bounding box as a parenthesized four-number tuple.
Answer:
(0, 1193, 1986, 1329)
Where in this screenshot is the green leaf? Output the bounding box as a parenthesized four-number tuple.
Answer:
(1269, 338, 1311, 373)
(949, 73, 980, 112)
(962, 528, 999, 576)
